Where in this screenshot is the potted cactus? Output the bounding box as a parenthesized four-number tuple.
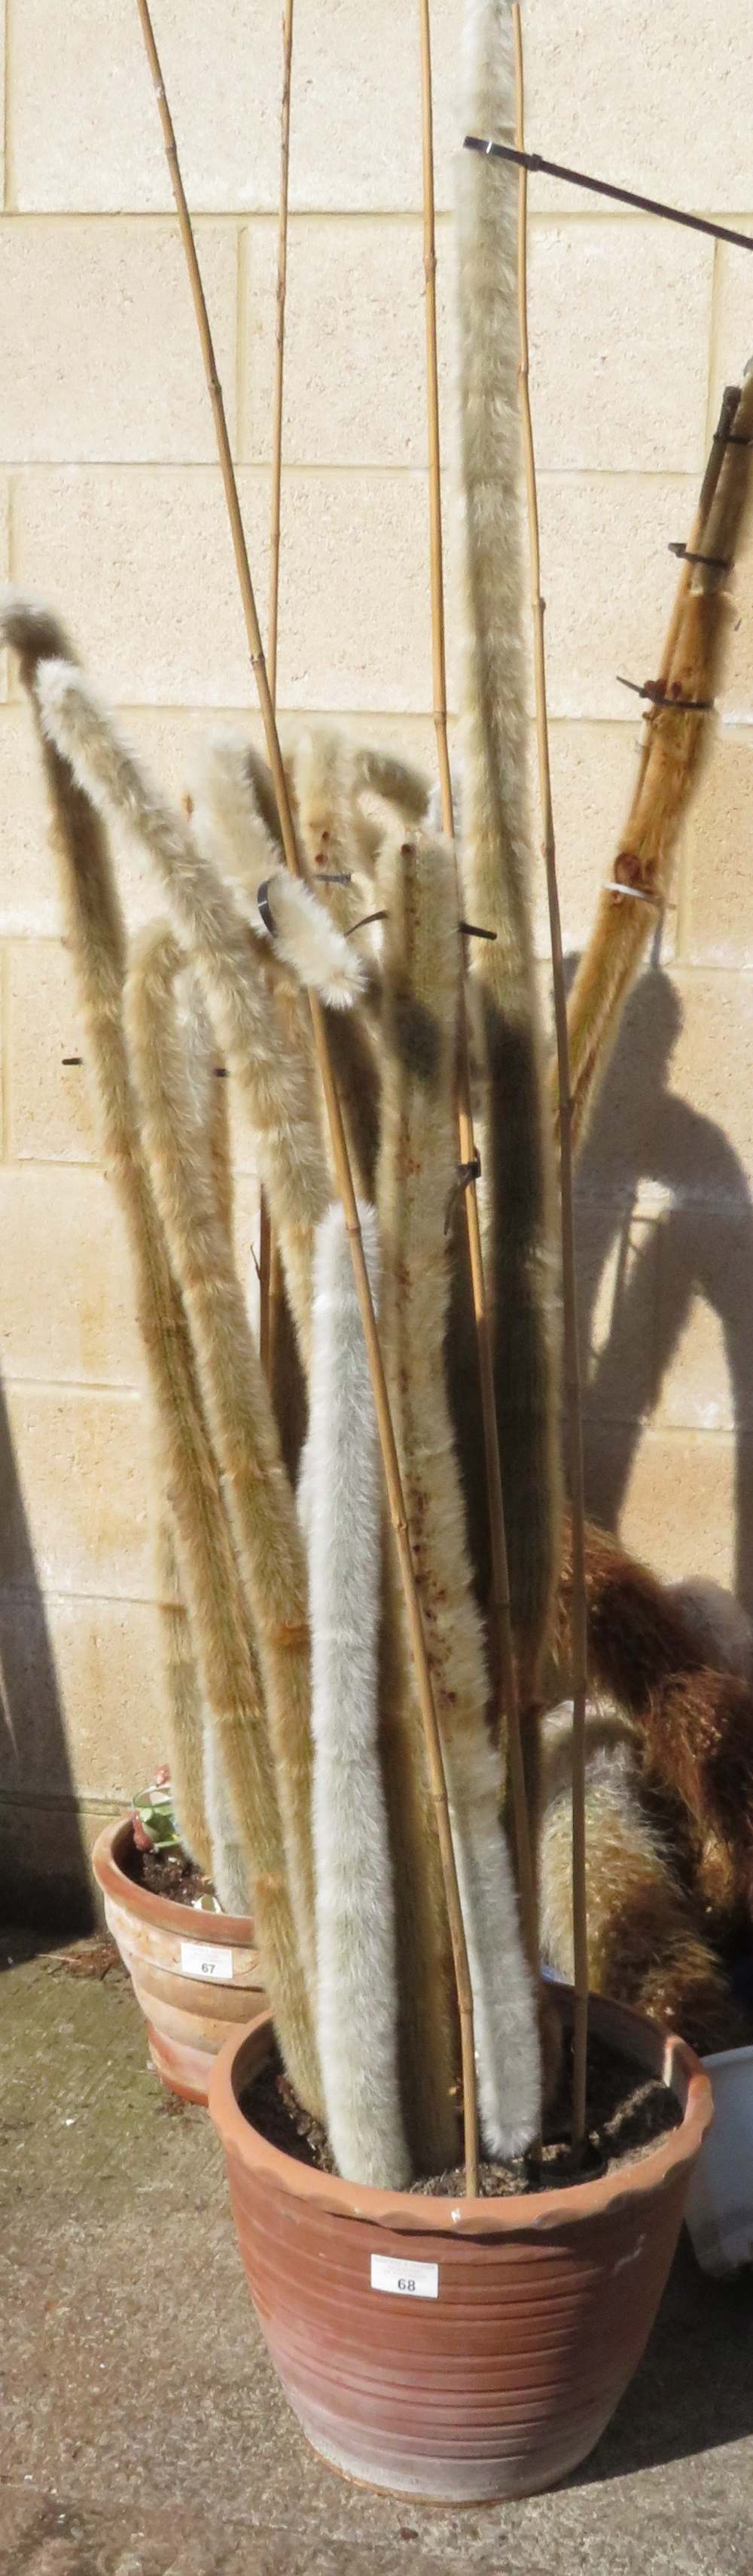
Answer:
(2, 575, 713, 2489)
(11, 0, 753, 2506)
(93, 1781, 264, 2107)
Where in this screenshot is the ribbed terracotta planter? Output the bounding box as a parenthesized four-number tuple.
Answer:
(93, 1817, 266, 2106)
(209, 1991, 712, 2502)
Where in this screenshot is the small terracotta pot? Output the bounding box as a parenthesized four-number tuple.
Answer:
(93, 1817, 265, 2106)
(209, 1990, 712, 2502)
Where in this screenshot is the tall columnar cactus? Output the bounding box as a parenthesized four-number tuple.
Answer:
(377, 830, 541, 2155)
(153, 1508, 212, 1878)
(2, 594, 320, 2115)
(308, 1203, 410, 2188)
(125, 923, 318, 1981)
(154, 968, 249, 1907)
(456, 0, 561, 1694)
(34, 654, 332, 1366)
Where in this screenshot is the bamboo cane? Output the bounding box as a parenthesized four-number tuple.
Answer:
(259, 0, 294, 1385)
(559, 369, 753, 1159)
(417, 0, 538, 1976)
(512, 3, 589, 2146)
(134, 0, 480, 2194)
(269, 0, 294, 711)
(633, 384, 738, 810)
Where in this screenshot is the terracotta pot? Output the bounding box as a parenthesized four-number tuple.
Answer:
(209, 1989, 712, 2502)
(93, 1817, 266, 2106)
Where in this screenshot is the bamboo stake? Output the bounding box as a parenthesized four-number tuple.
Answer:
(464, 135, 753, 257)
(512, 4, 589, 2146)
(258, 1192, 273, 1375)
(417, 0, 537, 1975)
(259, 0, 294, 1385)
(133, 0, 480, 2194)
(633, 382, 738, 817)
(560, 370, 753, 1160)
(269, 0, 294, 713)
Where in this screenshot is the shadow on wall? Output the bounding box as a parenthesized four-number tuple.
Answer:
(0, 1375, 93, 1933)
(573, 961, 753, 1610)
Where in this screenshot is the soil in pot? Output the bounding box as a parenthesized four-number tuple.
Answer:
(239, 2026, 682, 2196)
(124, 1843, 215, 1908)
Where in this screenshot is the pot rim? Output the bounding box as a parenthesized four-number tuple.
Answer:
(699, 2039, 753, 2072)
(209, 1990, 714, 2239)
(91, 1815, 253, 1947)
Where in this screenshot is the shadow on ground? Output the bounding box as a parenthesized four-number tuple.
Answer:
(2, 1937, 751, 2576)
(578, 2228, 753, 2483)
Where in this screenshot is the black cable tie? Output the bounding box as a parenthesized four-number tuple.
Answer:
(256, 879, 277, 938)
(62, 1055, 83, 1066)
(668, 542, 731, 569)
(345, 909, 389, 936)
(315, 871, 352, 885)
(213, 1066, 229, 1079)
(445, 1154, 482, 1235)
(616, 675, 712, 713)
(715, 429, 753, 446)
(459, 918, 498, 941)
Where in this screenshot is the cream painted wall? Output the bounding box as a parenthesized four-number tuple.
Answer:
(2, 1, 753, 1913)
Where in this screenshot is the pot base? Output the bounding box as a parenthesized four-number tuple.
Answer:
(145, 2021, 222, 2106)
(300, 2416, 606, 2506)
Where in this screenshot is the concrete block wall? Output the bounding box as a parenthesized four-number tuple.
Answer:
(2, 0, 753, 1915)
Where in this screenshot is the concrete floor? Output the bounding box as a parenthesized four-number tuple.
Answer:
(2, 1930, 752, 2576)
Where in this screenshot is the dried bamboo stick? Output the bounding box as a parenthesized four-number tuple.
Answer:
(417, 0, 537, 1974)
(258, 1198, 273, 1376)
(133, 0, 479, 2194)
(559, 368, 753, 1159)
(512, 3, 589, 2146)
(260, 0, 294, 1387)
(633, 384, 737, 809)
(465, 135, 753, 257)
(269, 0, 294, 710)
